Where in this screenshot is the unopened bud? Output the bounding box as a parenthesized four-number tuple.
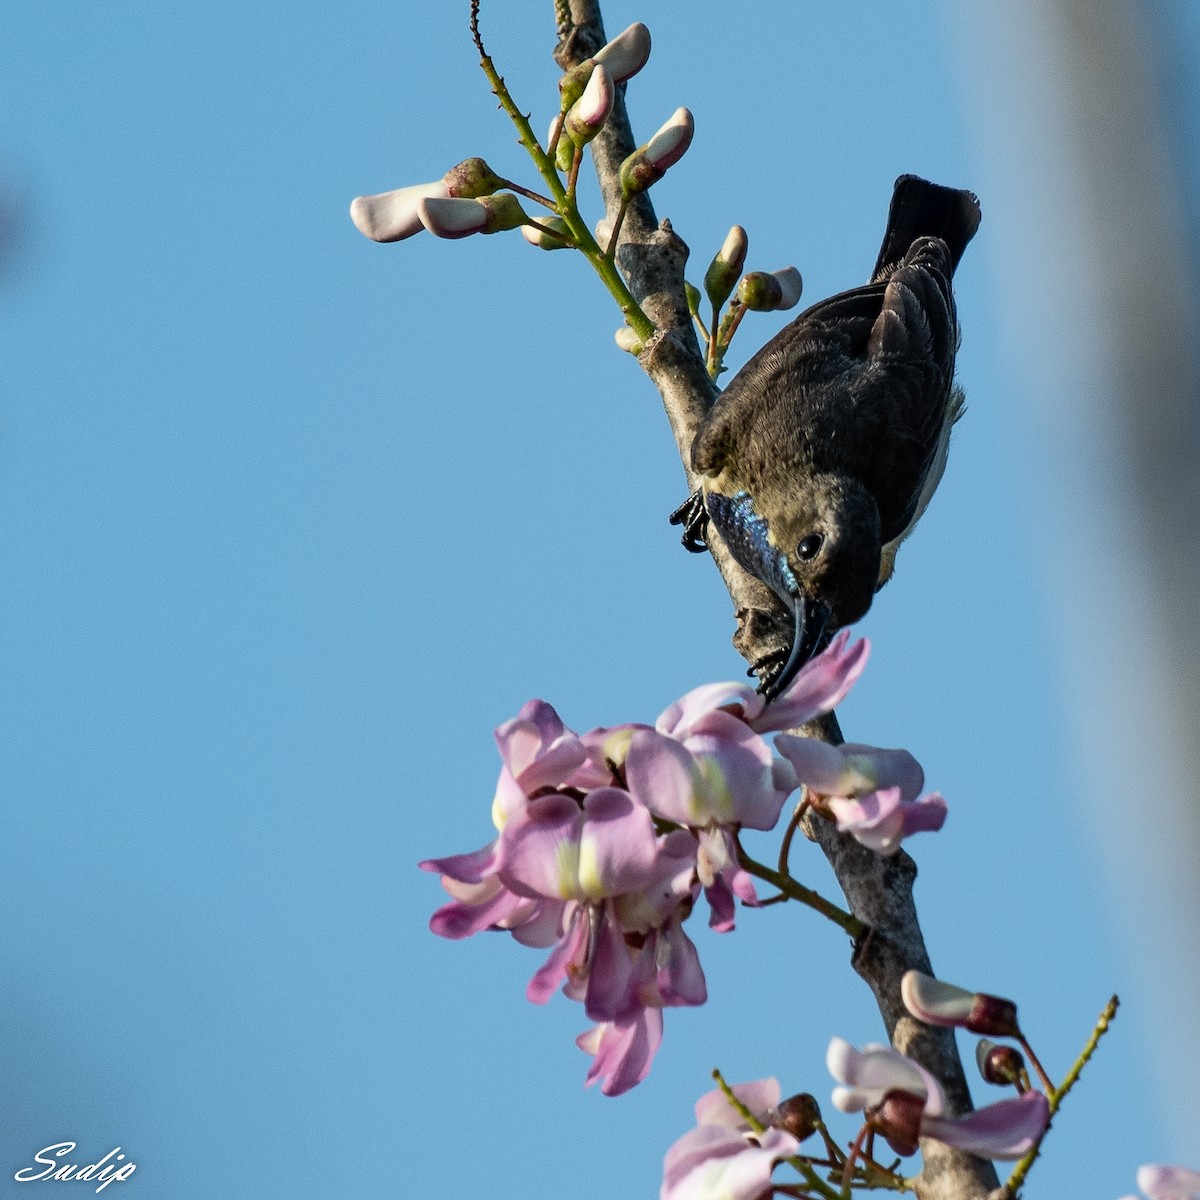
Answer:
(738, 267, 802, 312)
(522, 216, 573, 250)
(442, 157, 505, 198)
(565, 64, 614, 145)
(614, 326, 644, 355)
(685, 280, 702, 316)
(418, 193, 527, 240)
(976, 1039, 1026, 1087)
(868, 1089, 924, 1158)
(558, 60, 594, 112)
(593, 22, 651, 83)
(350, 180, 449, 242)
(704, 225, 749, 310)
(556, 128, 577, 174)
(901, 970, 1021, 1038)
(769, 1093, 821, 1142)
(619, 107, 694, 197)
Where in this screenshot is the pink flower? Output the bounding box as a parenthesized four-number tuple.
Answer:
(421, 700, 593, 943)
(420, 842, 564, 946)
(495, 788, 699, 1025)
(661, 1079, 800, 1200)
(827, 1037, 1049, 1160)
(657, 631, 868, 738)
(1122, 1166, 1200, 1200)
(578, 1007, 663, 1097)
(774, 736, 946, 855)
(491, 699, 590, 826)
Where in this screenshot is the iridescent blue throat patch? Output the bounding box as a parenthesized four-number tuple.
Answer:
(705, 490, 798, 602)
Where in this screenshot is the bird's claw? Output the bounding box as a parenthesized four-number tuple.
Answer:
(668, 490, 709, 553)
(749, 647, 790, 698)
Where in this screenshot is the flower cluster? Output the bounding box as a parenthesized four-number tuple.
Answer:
(421, 635, 950, 1094)
(660, 970, 1058, 1200)
(350, 15, 806, 379)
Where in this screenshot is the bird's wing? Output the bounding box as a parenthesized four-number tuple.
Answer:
(860, 237, 960, 542)
(691, 283, 887, 476)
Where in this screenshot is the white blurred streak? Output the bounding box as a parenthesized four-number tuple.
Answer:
(941, 0, 1200, 1157)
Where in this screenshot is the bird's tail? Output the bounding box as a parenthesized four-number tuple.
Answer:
(870, 175, 981, 281)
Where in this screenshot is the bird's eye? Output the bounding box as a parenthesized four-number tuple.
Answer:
(796, 533, 824, 561)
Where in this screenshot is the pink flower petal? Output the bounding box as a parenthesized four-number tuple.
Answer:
(576, 787, 663, 899)
(693, 1078, 782, 1129)
(826, 1038, 944, 1116)
(1137, 1165, 1200, 1200)
(654, 921, 707, 1007)
(662, 1126, 799, 1200)
(579, 1006, 664, 1096)
(625, 729, 700, 825)
(657, 682, 763, 738)
(922, 1090, 1049, 1161)
(901, 970, 975, 1028)
(750, 632, 869, 733)
(418, 840, 497, 882)
(526, 903, 589, 1005)
(429, 882, 527, 940)
(584, 905, 638, 1021)
(496, 793, 585, 900)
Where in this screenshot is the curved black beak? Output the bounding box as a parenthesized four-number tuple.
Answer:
(761, 595, 831, 703)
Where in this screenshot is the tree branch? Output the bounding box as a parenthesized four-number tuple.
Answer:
(552, 3, 999, 1196)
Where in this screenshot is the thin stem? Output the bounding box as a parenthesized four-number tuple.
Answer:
(524, 218, 576, 246)
(708, 297, 749, 379)
(840, 1124, 869, 1196)
(604, 195, 630, 259)
(777, 793, 810, 876)
(736, 840, 865, 939)
(567, 142, 584, 198)
(498, 178, 557, 209)
(1016, 1035, 1055, 1096)
(470, 0, 653, 338)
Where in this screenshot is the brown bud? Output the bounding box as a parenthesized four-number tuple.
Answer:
(968, 994, 1021, 1039)
(867, 1089, 925, 1158)
(769, 1093, 821, 1142)
(976, 1038, 1026, 1087)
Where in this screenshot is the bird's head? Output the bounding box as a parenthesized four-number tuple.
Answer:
(705, 474, 881, 700)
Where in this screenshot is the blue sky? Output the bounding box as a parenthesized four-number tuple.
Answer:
(2, 3, 1195, 1198)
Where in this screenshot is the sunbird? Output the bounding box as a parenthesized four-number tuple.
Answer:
(672, 175, 981, 700)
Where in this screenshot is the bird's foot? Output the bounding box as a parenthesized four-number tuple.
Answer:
(668, 490, 709, 553)
(749, 646, 791, 698)
(733, 606, 794, 697)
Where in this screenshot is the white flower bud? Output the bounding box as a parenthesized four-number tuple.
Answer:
(644, 107, 694, 171)
(593, 22, 651, 83)
(565, 64, 614, 144)
(350, 181, 449, 242)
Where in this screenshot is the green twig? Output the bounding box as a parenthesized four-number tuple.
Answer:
(469, 0, 654, 340)
(736, 840, 864, 938)
(1004, 995, 1119, 1196)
